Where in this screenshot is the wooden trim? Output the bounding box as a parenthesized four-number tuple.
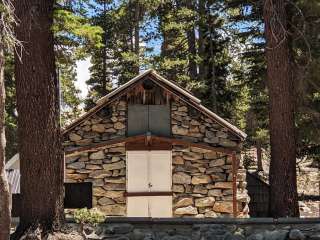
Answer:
(232, 152, 238, 218)
(65, 135, 145, 155)
(125, 192, 173, 197)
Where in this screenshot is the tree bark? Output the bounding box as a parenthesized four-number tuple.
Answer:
(263, 0, 299, 217)
(14, 0, 64, 235)
(186, 0, 197, 80)
(0, 42, 11, 240)
(133, 0, 140, 75)
(256, 140, 263, 172)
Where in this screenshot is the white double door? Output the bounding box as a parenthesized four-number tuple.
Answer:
(126, 151, 172, 217)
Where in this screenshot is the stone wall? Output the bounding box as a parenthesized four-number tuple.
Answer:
(171, 100, 242, 149)
(65, 143, 126, 216)
(63, 98, 249, 217)
(172, 146, 249, 218)
(63, 100, 127, 151)
(65, 219, 320, 240)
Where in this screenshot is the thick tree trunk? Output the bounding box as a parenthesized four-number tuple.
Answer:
(0, 45, 11, 240)
(14, 0, 64, 235)
(263, 0, 299, 217)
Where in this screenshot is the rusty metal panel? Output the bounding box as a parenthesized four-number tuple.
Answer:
(149, 105, 170, 137)
(128, 104, 148, 136)
(128, 104, 170, 137)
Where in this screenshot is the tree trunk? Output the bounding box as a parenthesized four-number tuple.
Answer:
(133, 0, 140, 75)
(14, 0, 64, 235)
(0, 43, 11, 240)
(263, 0, 299, 217)
(256, 140, 263, 172)
(197, 0, 206, 81)
(186, 0, 197, 80)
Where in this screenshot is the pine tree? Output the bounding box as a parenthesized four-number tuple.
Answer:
(264, 0, 299, 217)
(14, 0, 65, 235)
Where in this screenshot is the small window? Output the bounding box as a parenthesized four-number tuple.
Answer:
(128, 104, 170, 136)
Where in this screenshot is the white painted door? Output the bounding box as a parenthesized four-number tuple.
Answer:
(127, 151, 172, 217)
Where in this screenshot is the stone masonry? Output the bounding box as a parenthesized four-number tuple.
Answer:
(65, 143, 126, 216)
(63, 97, 249, 217)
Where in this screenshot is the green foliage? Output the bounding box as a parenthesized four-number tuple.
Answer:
(74, 208, 105, 226)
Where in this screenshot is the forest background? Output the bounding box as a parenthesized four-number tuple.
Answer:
(3, 0, 320, 164)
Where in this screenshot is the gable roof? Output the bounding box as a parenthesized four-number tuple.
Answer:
(63, 69, 247, 140)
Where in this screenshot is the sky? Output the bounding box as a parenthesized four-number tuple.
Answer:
(76, 58, 91, 98)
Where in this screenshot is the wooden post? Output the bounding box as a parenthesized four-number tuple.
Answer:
(232, 152, 238, 217)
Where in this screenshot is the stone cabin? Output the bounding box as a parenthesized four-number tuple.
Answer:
(63, 69, 249, 218)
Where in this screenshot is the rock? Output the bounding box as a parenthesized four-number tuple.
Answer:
(65, 155, 79, 164)
(247, 234, 264, 240)
(66, 173, 87, 180)
(104, 191, 124, 199)
(67, 162, 85, 169)
(174, 206, 198, 215)
(89, 170, 112, 178)
(209, 158, 225, 167)
(99, 205, 125, 216)
(173, 184, 185, 193)
(90, 151, 105, 160)
(208, 189, 222, 197)
(92, 124, 106, 133)
(178, 106, 188, 112)
(76, 169, 91, 174)
(98, 197, 115, 206)
(104, 177, 126, 184)
(103, 161, 125, 171)
(103, 183, 126, 191)
(219, 139, 238, 148)
(216, 131, 228, 138)
(190, 119, 200, 125)
(175, 197, 194, 208)
(206, 167, 224, 173)
(93, 187, 108, 196)
(289, 229, 306, 240)
(105, 224, 133, 235)
(211, 173, 227, 182)
(204, 211, 218, 217)
(193, 185, 208, 194)
(75, 138, 92, 146)
(69, 132, 82, 141)
(195, 197, 215, 207)
(86, 164, 102, 170)
(114, 122, 125, 130)
(183, 152, 203, 161)
(204, 137, 219, 144)
(214, 182, 233, 189)
(92, 179, 104, 186)
(173, 156, 185, 165)
(205, 130, 215, 138)
(264, 230, 288, 240)
(172, 125, 189, 135)
(204, 152, 218, 159)
(190, 147, 210, 154)
(189, 125, 200, 133)
(192, 175, 212, 185)
(109, 147, 125, 153)
(173, 172, 192, 184)
(212, 201, 233, 213)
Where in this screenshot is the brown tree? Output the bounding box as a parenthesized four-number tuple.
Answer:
(13, 0, 64, 236)
(0, 1, 19, 238)
(0, 28, 11, 240)
(263, 0, 299, 217)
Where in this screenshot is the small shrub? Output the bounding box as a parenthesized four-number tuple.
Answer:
(74, 208, 105, 226)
